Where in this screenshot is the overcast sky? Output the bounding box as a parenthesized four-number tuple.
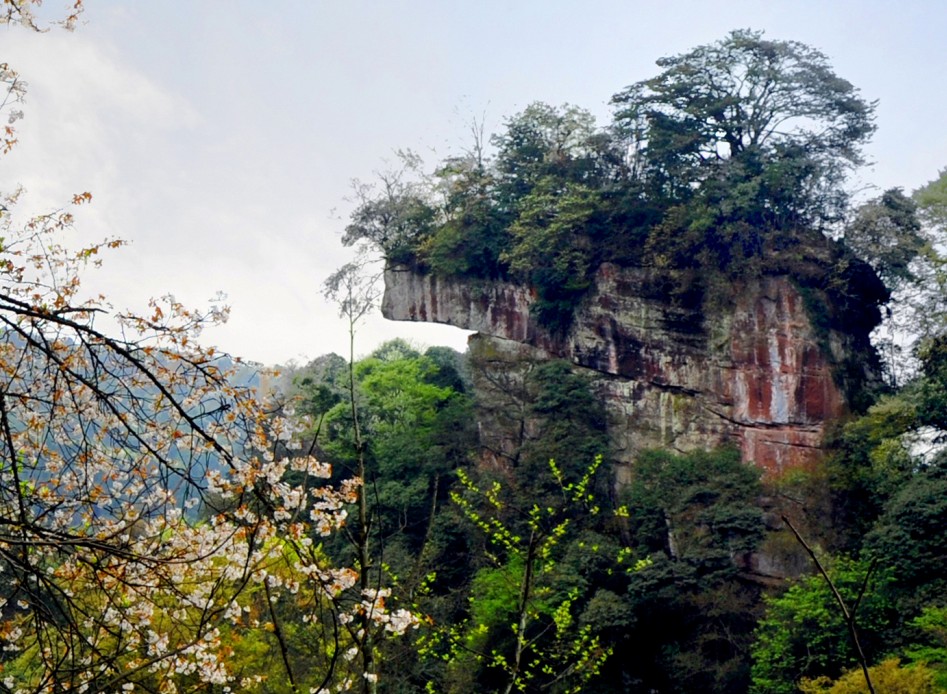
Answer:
(4, 1, 946, 365)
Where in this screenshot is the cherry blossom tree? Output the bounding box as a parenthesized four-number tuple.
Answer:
(0, 7, 417, 692)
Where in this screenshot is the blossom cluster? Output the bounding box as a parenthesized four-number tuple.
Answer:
(0, 193, 418, 692)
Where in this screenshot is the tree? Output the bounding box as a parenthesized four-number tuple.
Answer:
(436, 458, 614, 694)
(612, 29, 876, 228)
(321, 257, 391, 694)
(518, 361, 610, 496)
(615, 449, 765, 693)
(0, 18, 418, 692)
(845, 189, 925, 291)
(917, 335, 947, 434)
(500, 180, 604, 332)
(341, 153, 438, 268)
(0, 186, 426, 693)
(421, 121, 510, 279)
(290, 338, 479, 692)
(750, 557, 895, 694)
(843, 186, 942, 383)
(491, 103, 619, 212)
(864, 454, 947, 609)
(906, 169, 947, 342)
(915, 168, 947, 232)
(624, 448, 763, 563)
(354, 345, 463, 565)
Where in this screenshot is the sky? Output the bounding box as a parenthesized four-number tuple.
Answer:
(3, 1, 947, 366)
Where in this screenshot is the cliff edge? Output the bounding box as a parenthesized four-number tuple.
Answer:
(382, 260, 881, 477)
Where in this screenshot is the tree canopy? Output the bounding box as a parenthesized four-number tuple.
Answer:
(343, 30, 884, 334)
(611, 28, 876, 233)
(612, 29, 875, 183)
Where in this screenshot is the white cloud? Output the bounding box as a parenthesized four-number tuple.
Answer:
(3, 32, 197, 209)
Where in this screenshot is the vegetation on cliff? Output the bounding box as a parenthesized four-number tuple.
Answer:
(282, 333, 947, 692)
(5, 7, 947, 692)
(328, 29, 947, 694)
(343, 30, 905, 339)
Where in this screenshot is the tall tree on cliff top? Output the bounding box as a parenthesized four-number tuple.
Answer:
(612, 29, 876, 229)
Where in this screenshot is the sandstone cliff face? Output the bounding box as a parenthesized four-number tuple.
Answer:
(382, 263, 874, 476)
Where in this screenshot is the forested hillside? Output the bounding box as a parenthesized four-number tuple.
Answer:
(1, 6, 946, 694)
(315, 28, 947, 693)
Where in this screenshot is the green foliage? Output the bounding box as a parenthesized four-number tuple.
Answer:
(435, 457, 614, 694)
(626, 448, 764, 562)
(286, 341, 484, 694)
(864, 455, 947, 607)
(466, 556, 528, 643)
(845, 188, 925, 289)
(501, 179, 604, 332)
(422, 102, 621, 287)
(491, 102, 617, 208)
(918, 334, 947, 433)
(905, 605, 947, 690)
(613, 448, 766, 693)
(915, 168, 947, 231)
(293, 340, 476, 595)
(823, 393, 920, 550)
(422, 151, 510, 278)
(519, 361, 610, 497)
(612, 28, 875, 227)
(357, 353, 453, 434)
(750, 557, 895, 694)
(308, 341, 470, 479)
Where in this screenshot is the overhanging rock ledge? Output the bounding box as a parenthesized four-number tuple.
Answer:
(382, 263, 878, 478)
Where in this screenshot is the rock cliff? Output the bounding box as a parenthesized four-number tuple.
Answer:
(382, 261, 880, 477)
